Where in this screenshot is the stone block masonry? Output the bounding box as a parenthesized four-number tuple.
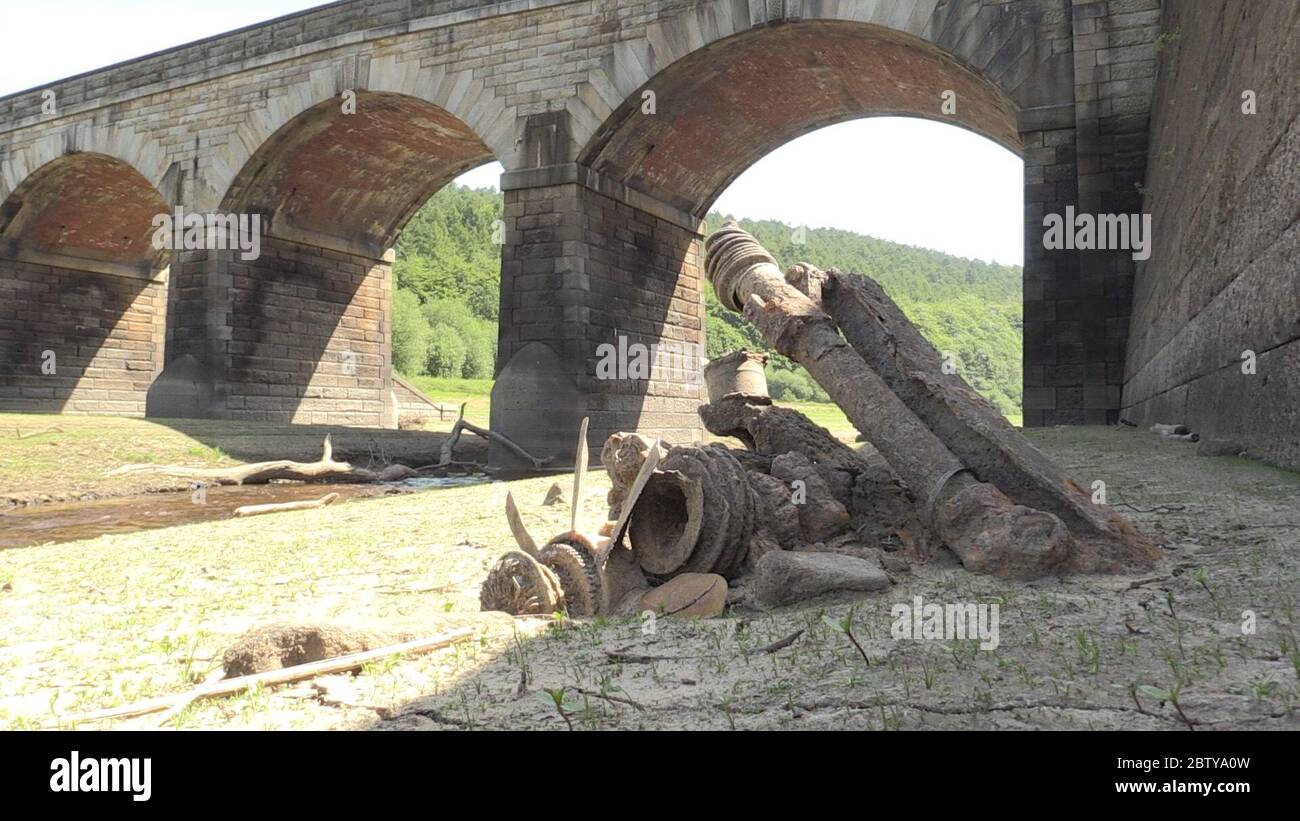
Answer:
(152, 236, 395, 429)
(1121, 0, 1300, 471)
(1022, 0, 1162, 428)
(0, 260, 165, 416)
(493, 169, 706, 463)
(226, 239, 394, 428)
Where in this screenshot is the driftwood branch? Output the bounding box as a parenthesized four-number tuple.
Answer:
(234, 492, 341, 517)
(421, 405, 551, 471)
(571, 686, 646, 712)
(105, 436, 412, 485)
(753, 629, 806, 655)
(14, 425, 63, 440)
(61, 628, 474, 725)
(602, 629, 806, 666)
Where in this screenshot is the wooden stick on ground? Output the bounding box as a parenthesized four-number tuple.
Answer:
(234, 492, 341, 517)
(105, 435, 390, 485)
(15, 425, 63, 440)
(423, 404, 552, 471)
(60, 628, 475, 726)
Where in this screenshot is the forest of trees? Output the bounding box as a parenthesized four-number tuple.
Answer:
(390, 184, 503, 381)
(392, 185, 1023, 417)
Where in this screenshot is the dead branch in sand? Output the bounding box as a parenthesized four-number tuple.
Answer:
(418, 404, 551, 472)
(234, 492, 341, 517)
(14, 425, 63, 440)
(62, 628, 474, 726)
(105, 436, 414, 486)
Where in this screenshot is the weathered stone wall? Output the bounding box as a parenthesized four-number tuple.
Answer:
(154, 238, 395, 428)
(1121, 0, 1300, 470)
(578, 184, 705, 446)
(227, 238, 394, 427)
(392, 374, 445, 419)
(1022, 0, 1162, 426)
(493, 171, 704, 463)
(0, 262, 165, 415)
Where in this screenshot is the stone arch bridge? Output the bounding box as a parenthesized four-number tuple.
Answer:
(0, 0, 1171, 465)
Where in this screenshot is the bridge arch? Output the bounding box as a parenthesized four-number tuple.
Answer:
(203, 59, 511, 215)
(219, 91, 495, 255)
(576, 18, 1022, 218)
(1, 152, 170, 273)
(0, 122, 170, 207)
(151, 90, 497, 427)
(493, 11, 1040, 464)
(563, 0, 1044, 171)
(0, 0, 1171, 452)
(0, 152, 170, 415)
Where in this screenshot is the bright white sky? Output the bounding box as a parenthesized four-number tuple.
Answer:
(0, 0, 1024, 265)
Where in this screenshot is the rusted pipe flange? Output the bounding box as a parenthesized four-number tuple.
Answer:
(703, 349, 770, 403)
(703, 223, 779, 311)
(629, 464, 706, 577)
(626, 444, 756, 580)
(923, 467, 971, 533)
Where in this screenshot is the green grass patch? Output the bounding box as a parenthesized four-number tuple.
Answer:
(0, 414, 447, 501)
(400, 376, 493, 398)
(398, 376, 492, 429)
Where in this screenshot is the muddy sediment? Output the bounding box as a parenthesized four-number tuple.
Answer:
(0, 477, 488, 550)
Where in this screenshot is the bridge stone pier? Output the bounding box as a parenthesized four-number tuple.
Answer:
(0, 0, 1175, 466)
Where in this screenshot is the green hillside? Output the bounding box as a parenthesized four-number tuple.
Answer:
(704, 215, 1023, 415)
(391, 185, 1022, 418)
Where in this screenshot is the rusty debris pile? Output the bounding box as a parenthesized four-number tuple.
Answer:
(480, 224, 1160, 618)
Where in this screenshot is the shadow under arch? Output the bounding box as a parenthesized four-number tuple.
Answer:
(150, 91, 497, 428)
(0, 152, 170, 416)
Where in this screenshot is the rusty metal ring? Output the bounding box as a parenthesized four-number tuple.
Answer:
(924, 467, 970, 533)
